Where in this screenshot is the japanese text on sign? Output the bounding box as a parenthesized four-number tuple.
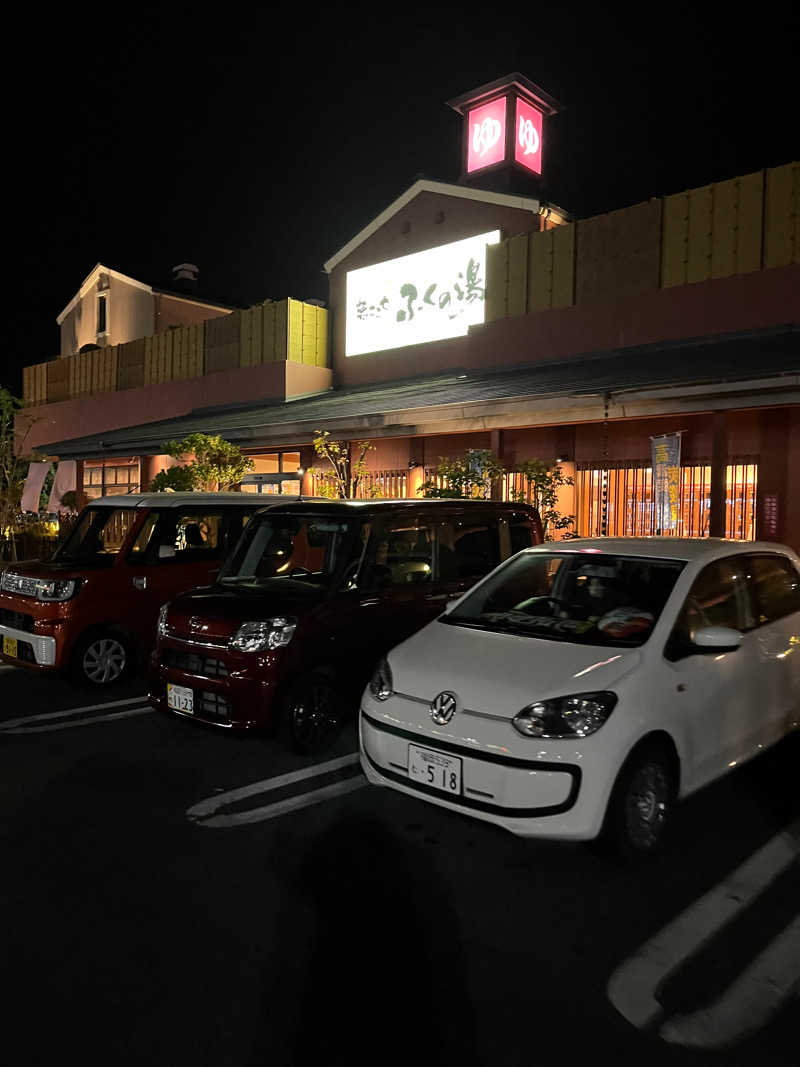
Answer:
(345, 231, 501, 357)
(651, 433, 682, 531)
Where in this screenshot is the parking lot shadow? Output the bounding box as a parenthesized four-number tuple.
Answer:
(247, 813, 479, 1067)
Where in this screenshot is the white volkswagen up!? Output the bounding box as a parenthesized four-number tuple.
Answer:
(360, 538, 800, 856)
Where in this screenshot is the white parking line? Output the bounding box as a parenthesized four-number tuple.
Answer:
(187, 752, 366, 827)
(3, 706, 153, 734)
(0, 695, 148, 731)
(608, 817, 800, 1048)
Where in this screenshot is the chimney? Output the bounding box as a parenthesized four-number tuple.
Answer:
(171, 263, 199, 292)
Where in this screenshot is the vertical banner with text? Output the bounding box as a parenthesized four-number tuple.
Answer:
(651, 433, 682, 532)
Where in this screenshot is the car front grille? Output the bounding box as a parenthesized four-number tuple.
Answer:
(0, 608, 35, 633)
(0, 573, 39, 597)
(199, 691, 231, 721)
(162, 648, 229, 678)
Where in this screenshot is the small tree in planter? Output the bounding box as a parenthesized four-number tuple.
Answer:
(148, 434, 254, 492)
(511, 459, 576, 540)
(310, 431, 374, 499)
(418, 449, 505, 499)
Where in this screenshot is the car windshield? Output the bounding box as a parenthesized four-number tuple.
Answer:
(218, 513, 356, 589)
(444, 551, 685, 647)
(51, 507, 138, 565)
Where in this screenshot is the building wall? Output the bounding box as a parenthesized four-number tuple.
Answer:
(59, 276, 154, 356)
(330, 189, 544, 379)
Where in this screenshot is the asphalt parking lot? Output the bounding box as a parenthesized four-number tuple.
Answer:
(1, 663, 797, 1067)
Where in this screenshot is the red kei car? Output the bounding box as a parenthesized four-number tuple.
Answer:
(0, 493, 266, 686)
(149, 499, 542, 752)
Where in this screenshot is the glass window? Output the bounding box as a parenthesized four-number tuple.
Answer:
(172, 513, 223, 559)
(746, 555, 800, 625)
(507, 512, 535, 556)
(446, 551, 684, 647)
(281, 452, 301, 473)
(249, 454, 280, 474)
(220, 514, 355, 588)
(371, 519, 435, 587)
(129, 513, 162, 558)
(53, 508, 138, 564)
(667, 557, 750, 657)
(438, 515, 501, 579)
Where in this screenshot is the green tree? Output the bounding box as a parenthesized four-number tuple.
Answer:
(0, 388, 41, 561)
(311, 431, 374, 499)
(511, 459, 576, 540)
(148, 433, 254, 492)
(418, 449, 505, 499)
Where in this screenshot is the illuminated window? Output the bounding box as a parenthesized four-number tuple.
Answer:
(83, 459, 140, 500)
(568, 461, 758, 540)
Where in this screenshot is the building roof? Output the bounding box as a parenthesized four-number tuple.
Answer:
(323, 179, 551, 274)
(43, 325, 799, 459)
(56, 263, 241, 325)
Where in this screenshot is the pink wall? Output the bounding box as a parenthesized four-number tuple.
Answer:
(21, 363, 333, 454)
(337, 263, 799, 388)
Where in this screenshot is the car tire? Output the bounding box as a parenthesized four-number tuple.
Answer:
(286, 674, 343, 756)
(71, 630, 133, 688)
(602, 742, 677, 860)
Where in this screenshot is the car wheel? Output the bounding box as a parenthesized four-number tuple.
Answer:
(604, 744, 676, 859)
(287, 675, 342, 755)
(72, 631, 131, 687)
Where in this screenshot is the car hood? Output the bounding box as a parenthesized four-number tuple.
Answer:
(0, 559, 98, 586)
(166, 580, 326, 641)
(387, 618, 642, 718)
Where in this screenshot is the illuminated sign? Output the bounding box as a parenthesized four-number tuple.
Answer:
(345, 231, 501, 357)
(466, 98, 506, 173)
(514, 98, 543, 175)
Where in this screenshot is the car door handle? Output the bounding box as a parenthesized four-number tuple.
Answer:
(359, 598, 381, 607)
(426, 591, 464, 602)
(132, 576, 147, 591)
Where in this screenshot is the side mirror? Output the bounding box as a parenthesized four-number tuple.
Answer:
(158, 544, 176, 560)
(693, 626, 742, 653)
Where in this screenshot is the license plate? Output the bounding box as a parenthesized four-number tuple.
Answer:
(167, 683, 194, 713)
(2, 636, 18, 658)
(408, 744, 462, 795)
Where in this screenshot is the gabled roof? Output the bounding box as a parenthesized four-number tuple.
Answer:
(56, 263, 238, 325)
(57, 264, 151, 324)
(323, 179, 546, 274)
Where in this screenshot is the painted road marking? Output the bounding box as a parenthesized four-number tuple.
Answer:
(608, 817, 800, 1048)
(0, 696, 153, 734)
(187, 752, 366, 827)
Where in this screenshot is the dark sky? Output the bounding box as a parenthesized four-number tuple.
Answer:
(5, 2, 798, 395)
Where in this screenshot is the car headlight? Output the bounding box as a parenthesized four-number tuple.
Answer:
(512, 691, 617, 739)
(36, 578, 81, 602)
(230, 617, 297, 652)
(157, 603, 170, 638)
(368, 657, 393, 701)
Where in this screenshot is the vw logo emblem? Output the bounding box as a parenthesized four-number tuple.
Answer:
(189, 616, 203, 632)
(430, 691, 458, 725)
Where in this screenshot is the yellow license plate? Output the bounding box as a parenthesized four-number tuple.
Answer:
(3, 636, 18, 658)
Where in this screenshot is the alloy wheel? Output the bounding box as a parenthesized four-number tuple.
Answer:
(82, 637, 127, 685)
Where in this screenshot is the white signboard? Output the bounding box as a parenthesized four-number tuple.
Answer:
(345, 230, 501, 357)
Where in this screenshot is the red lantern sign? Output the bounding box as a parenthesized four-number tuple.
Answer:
(466, 97, 507, 174)
(514, 97, 543, 175)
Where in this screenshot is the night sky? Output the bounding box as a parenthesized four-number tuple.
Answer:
(5, 2, 798, 396)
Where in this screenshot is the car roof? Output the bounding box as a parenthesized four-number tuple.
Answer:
(524, 536, 796, 562)
(251, 498, 540, 515)
(86, 493, 293, 508)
